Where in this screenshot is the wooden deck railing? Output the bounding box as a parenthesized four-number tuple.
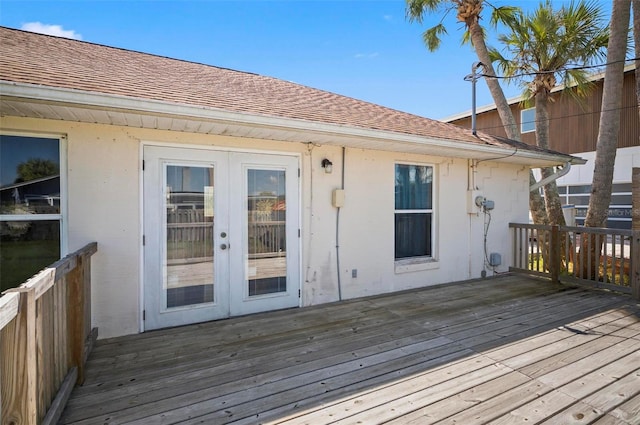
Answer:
(0, 242, 98, 425)
(510, 223, 639, 299)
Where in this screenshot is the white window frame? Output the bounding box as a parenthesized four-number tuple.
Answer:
(0, 132, 68, 256)
(520, 108, 536, 134)
(394, 162, 438, 273)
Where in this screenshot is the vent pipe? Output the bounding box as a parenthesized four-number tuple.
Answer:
(464, 62, 484, 136)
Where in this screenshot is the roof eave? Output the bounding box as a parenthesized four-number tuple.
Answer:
(0, 81, 579, 167)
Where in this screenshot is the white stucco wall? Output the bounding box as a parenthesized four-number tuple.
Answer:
(2, 116, 530, 338)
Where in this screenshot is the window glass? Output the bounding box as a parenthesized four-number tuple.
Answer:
(568, 185, 591, 194)
(0, 220, 60, 291)
(520, 108, 535, 133)
(395, 164, 433, 261)
(612, 183, 631, 192)
(610, 194, 632, 205)
(1, 135, 60, 215)
(1, 135, 62, 291)
(395, 213, 432, 259)
(395, 165, 432, 210)
(568, 196, 590, 205)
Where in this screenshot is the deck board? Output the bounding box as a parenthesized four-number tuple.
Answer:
(59, 275, 640, 425)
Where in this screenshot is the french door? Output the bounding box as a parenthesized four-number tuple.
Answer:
(143, 146, 300, 330)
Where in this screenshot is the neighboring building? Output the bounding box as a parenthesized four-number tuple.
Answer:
(445, 66, 639, 229)
(0, 27, 582, 338)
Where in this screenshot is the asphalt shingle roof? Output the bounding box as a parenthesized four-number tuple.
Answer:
(0, 26, 561, 155)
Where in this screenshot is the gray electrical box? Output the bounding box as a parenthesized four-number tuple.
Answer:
(489, 253, 502, 266)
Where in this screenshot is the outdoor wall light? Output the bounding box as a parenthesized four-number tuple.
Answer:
(321, 158, 333, 174)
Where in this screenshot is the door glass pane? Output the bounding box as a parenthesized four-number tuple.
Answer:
(246, 169, 286, 296)
(165, 165, 214, 308)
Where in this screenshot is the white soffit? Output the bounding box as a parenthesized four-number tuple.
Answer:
(0, 82, 579, 167)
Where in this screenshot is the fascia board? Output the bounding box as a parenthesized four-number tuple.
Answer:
(1, 81, 579, 166)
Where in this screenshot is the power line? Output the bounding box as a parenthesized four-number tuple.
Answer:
(478, 57, 638, 80)
(468, 104, 638, 133)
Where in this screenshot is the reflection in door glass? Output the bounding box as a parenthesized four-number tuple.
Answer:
(165, 165, 214, 308)
(247, 169, 287, 296)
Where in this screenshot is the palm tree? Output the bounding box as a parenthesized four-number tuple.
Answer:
(405, 0, 549, 227)
(581, 0, 631, 278)
(491, 0, 609, 227)
(406, 0, 521, 139)
(633, 0, 640, 124)
(585, 0, 630, 228)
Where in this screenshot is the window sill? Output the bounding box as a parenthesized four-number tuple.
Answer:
(394, 258, 439, 274)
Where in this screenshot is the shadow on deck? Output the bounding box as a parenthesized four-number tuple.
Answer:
(60, 274, 640, 424)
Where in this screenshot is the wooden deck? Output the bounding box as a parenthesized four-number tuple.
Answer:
(59, 275, 640, 425)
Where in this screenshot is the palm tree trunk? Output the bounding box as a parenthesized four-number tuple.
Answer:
(580, 0, 630, 279)
(467, 18, 548, 227)
(467, 20, 519, 140)
(529, 173, 549, 225)
(633, 0, 640, 123)
(535, 89, 566, 227)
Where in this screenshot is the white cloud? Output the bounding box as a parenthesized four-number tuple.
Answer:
(21, 22, 82, 40)
(355, 52, 379, 59)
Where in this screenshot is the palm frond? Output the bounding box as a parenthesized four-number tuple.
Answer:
(422, 23, 448, 51)
(489, 6, 521, 28)
(491, 0, 608, 98)
(405, 0, 447, 23)
(557, 68, 595, 109)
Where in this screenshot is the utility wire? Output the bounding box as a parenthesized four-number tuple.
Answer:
(469, 104, 638, 133)
(478, 57, 638, 80)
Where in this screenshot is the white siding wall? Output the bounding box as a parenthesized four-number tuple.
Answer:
(1, 116, 530, 338)
(556, 147, 640, 185)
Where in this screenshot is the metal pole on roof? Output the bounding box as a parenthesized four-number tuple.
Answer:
(464, 62, 484, 136)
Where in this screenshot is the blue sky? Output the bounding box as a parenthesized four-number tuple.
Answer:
(0, 0, 611, 120)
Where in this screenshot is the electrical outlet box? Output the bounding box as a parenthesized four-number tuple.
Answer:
(467, 190, 482, 214)
(489, 253, 502, 266)
(332, 189, 345, 208)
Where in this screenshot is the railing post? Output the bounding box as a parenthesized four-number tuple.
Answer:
(2, 287, 38, 425)
(632, 230, 640, 301)
(550, 225, 560, 283)
(68, 253, 87, 385)
(633, 168, 640, 300)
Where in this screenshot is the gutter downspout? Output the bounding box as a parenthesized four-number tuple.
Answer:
(336, 147, 346, 301)
(530, 162, 572, 192)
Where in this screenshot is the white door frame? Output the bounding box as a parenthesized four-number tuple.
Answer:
(228, 152, 301, 317)
(142, 144, 301, 331)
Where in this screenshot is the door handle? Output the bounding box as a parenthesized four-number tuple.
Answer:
(220, 244, 228, 250)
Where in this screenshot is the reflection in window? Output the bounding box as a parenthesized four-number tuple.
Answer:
(1, 135, 63, 291)
(165, 165, 214, 308)
(395, 164, 434, 260)
(1, 136, 60, 215)
(0, 221, 60, 291)
(247, 169, 287, 296)
(520, 108, 536, 134)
